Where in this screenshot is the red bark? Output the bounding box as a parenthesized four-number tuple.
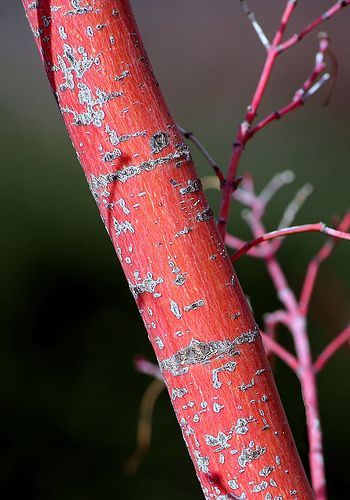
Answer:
(22, 1, 313, 498)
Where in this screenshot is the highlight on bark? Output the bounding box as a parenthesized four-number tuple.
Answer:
(21, 1, 349, 499)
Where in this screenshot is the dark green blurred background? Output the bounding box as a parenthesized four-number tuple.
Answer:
(1, 1, 349, 498)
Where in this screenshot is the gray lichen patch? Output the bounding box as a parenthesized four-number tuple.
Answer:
(115, 69, 129, 81)
(171, 387, 188, 400)
(173, 273, 187, 286)
(65, 0, 93, 16)
(116, 198, 130, 215)
(56, 44, 94, 91)
(196, 206, 214, 222)
(259, 465, 274, 477)
(155, 336, 164, 349)
(233, 326, 259, 345)
(113, 217, 135, 237)
(252, 481, 268, 493)
(170, 300, 182, 319)
(175, 227, 193, 238)
(194, 450, 210, 473)
(238, 378, 255, 392)
(102, 148, 122, 162)
(89, 143, 192, 200)
(150, 131, 170, 154)
(213, 402, 224, 413)
(212, 361, 237, 389)
(160, 337, 240, 376)
(128, 272, 164, 299)
(180, 178, 202, 195)
(233, 417, 257, 435)
(205, 430, 232, 452)
(184, 300, 205, 312)
(61, 83, 123, 127)
(58, 26, 68, 40)
(238, 444, 266, 468)
(105, 125, 146, 145)
(228, 479, 239, 490)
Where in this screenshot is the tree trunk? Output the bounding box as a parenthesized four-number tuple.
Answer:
(21, 1, 313, 498)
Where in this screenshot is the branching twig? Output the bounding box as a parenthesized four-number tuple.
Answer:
(278, 0, 350, 53)
(239, 1, 271, 49)
(231, 221, 350, 263)
(249, 35, 331, 139)
(299, 212, 350, 315)
(314, 325, 350, 373)
(261, 331, 299, 371)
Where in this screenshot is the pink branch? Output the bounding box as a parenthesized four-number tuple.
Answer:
(278, 0, 350, 53)
(234, 180, 328, 497)
(272, 0, 298, 48)
(134, 356, 163, 381)
(231, 222, 350, 263)
(225, 232, 263, 258)
(299, 212, 350, 315)
(261, 331, 299, 371)
(314, 326, 350, 373)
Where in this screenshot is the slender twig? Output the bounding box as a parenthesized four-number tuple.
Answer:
(259, 170, 295, 205)
(272, 0, 298, 48)
(250, 35, 331, 139)
(314, 326, 350, 373)
(299, 212, 350, 315)
(278, 184, 313, 230)
(231, 222, 350, 263)
(125, 378, 165, 474)
(278, 0, 350, 53)
(239, 1, 271, 49)
(225, 232, 262, 258)
(177, 125, 225, 184)
(261, 331, 299, 371)
(134, 355, 163, 381)
(218, 3, 295, 238)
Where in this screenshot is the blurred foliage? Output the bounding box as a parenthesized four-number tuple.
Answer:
(0, 1, 349, 498)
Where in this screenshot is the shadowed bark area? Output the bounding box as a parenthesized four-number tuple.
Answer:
(21, 1, 313, 498)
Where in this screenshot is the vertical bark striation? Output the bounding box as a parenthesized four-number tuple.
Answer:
(22, 1, 313, 498)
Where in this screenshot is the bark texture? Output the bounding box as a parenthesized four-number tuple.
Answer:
(22, 1, 313, 498)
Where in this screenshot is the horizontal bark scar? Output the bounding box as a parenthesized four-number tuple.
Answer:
(89, 143, 191, 202)
(160, 326, 259, 376)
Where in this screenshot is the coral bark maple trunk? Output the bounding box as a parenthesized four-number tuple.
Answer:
(22, 1, 313, 498)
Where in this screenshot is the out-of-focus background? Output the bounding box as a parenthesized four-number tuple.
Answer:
(1, 1, 349, 498)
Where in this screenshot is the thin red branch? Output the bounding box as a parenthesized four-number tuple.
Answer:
(231, 222, 350, 263)
(261, 331, 299, 371)
(272, 0, 298, 48)
(314, 326, 350, 373)
(278, 0, 350, 53)
(299, 212, 350, 315)
(218, 3, 297, 238)
(250, 35, 330, 139)
(218, 1, 333, 239)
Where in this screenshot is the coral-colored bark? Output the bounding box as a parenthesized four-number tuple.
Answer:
(22, 1, 313, 498)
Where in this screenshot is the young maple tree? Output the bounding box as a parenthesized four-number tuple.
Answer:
(21, 1, 349, 499)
